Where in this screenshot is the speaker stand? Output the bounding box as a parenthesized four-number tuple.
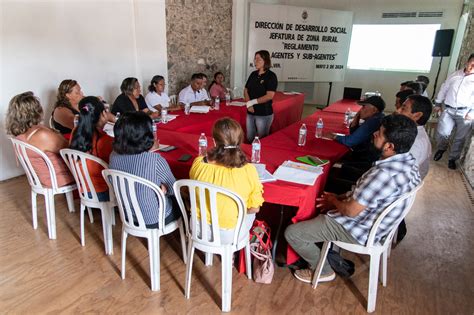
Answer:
(431, 56, 443, 100)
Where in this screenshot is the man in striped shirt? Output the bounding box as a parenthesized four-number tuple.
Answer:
(285, 115, 421, 284)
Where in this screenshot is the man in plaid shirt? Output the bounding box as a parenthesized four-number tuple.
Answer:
(285, 115, 421, 284)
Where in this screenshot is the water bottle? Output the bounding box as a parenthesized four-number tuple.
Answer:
(214, 96, 220, 110)
(73, 114, 79, 127)
(198, 133, 207, 156)
(315, 118, 324, 138)
(161, 107, 168, 124)
(152, 122, 159, 142)
(298, 123, 307, 146)
(115, 112, 121, 122)
(251, 137, 261, 163)
(225, 92, 231, 105)
(344, 108, 351, 128)
(184, 103, 191, 115)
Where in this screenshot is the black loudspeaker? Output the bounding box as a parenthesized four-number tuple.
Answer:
(432, 29, 454, 57)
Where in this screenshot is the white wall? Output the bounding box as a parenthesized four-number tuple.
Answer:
(0, 0, 167, 181)
(232, 0, 464, 106)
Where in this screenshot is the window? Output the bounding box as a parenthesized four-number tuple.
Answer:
(347, 24, 441, 73)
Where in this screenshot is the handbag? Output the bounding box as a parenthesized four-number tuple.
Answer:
(249, 220, 274, 284)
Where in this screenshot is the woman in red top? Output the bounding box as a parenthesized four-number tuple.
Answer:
(70, 96, 113, 201)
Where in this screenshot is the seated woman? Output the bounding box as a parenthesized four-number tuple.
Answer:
(52, 79, 84, 135)
(209, 72, 227, 100)
(111, 77, 159, 119)
(6, 92, 74, 188)
(145, 75, 179, 112)
(189, 117, 264, 243)
(109, 112, 180, 227)
(70, 96, 113, 201)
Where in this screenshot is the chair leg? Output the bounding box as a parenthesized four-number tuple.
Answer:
(31, 191, 38, 229)
(221, 249, 233, 312)
(381, 249, 388, 286)
(45, 191, 57, 239)
(205, 253, 213, 266)
(87, 207, 94, 223)
(312, 241, 331, 289)
(178, 219, 187, 262)
(245, 242, 252, 280)
(65, 191, 75, 212)
(80, 203, 86, 247)
(184, 241, 195, 299)
(148, 232, 161, 291)
(121, 230, 128, 279)
(367, 254, 381, 313)
(100, 205, 113, 255)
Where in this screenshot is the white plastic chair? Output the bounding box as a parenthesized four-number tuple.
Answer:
(169, 95, 177, 106)
(10, 138, 76, 239)
(60, 149, 115, 255)
(102, 169, 187, 291)
(173, 179, 252, 312)
(231, 87, 243, 99)
(311, 182, 423, 313)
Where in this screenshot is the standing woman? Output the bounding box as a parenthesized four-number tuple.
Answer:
(209, 72, 227, 100)
(52, 79, 84, 135)
(70, 96, 114, 201)
(111, 77, 159, 118)
(244, 50, 278, 142)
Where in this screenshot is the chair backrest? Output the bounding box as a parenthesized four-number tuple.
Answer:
(173, 179, 246, 247)
(10, 138, 59, 190)
(49, 115, 56, 130)
(366, 182, 424, 247)
(60, 149, 110, 203)
(169, 95, 177, 106)
(102, 169, 166, 232)
(232, 87, 243, 99)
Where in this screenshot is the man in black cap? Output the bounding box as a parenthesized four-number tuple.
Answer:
(326, 96, 386, 194)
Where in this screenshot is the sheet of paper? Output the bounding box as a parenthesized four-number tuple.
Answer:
(252, 163, 276, 183)
(190, 106, 210, 113)
(228, 101, 247, 107)
(103, 122, 115, 137)
(273, 160, 323, 186)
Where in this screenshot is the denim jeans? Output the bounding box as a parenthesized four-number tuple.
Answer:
(246, 113, 274, 142)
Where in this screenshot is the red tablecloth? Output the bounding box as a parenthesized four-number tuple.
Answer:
(323, 99, 361, 114)
(158, 92, 304, 136)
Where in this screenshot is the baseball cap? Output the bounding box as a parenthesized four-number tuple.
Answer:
(357, 96, 386, 112)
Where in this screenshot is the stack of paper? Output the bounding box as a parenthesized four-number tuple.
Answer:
(190, 106, 210, 114)
(283, 91, 302, 95)
(273, 160, 323, 186)
(252, 163, 276, 183)
(228, 101, 247, 107)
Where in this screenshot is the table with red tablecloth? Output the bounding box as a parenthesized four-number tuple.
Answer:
(158, 92, 304, 137)
(323, 99, 361, 114)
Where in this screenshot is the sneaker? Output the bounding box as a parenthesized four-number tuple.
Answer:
(433, 150, 445, 161)
(448, 159, 456, 170)
(293, 268, 336, 284)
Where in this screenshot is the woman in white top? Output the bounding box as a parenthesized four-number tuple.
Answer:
(145, 75, 178, 112)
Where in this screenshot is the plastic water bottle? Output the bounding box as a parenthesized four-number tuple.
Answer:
(344, 108, 351, 128)
(184, 103, 191, 115)
(315, 118, 324, 138)
(73, 114, 79, 127)
(251, 137, 261, 163)
(161, 107, 168, 123)
(115, 112, 121, 122)
(152, 122, 159, 142)
(298, 123, 307, 146)
(225, 92, 231, 105)
(214, 96, 220, 110)
(198, 133, 207, 156)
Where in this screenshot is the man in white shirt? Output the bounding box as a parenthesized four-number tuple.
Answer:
(178, 73, 210, 106)
(397, 94, 433, 179)
(433, 53, 474, 169)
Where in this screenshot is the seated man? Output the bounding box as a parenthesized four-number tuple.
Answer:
(395, 94, 432, 242)
(416, 75, 430, 97)
(325, 96, 385, 194)
(285, 115, 421, 283)
(178, 73, 211, 106)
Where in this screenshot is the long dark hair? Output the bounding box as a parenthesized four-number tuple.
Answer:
(70, 96, 104, 153)
(208, 72, 223, 94)
(148, 75, 164, 92)
(113, 112, 154, 155)
(207, 118, 247, 168)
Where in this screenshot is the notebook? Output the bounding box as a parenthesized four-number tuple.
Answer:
(296, 155, 330, 167)
(273, 160, 323, 186)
